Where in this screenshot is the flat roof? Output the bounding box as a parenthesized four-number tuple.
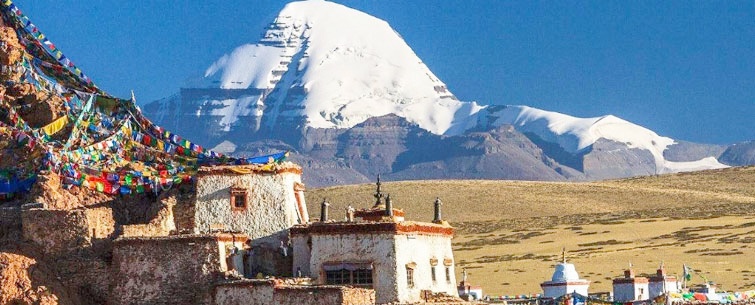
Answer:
(197, 161, 302, 176)
(114, 232, 249, 245)
(291, 220, 454, 237)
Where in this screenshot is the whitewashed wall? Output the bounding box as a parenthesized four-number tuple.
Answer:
(649, 280, 678, 298)
(613, 282, 649, 302)
(394, 234, 458, 302)
(218, 239, 248, 273)
(542, 283, 589, 298)
(194, 171, 302, 245)
(305, 233, 399, 304)
(291, 234, 311, 276)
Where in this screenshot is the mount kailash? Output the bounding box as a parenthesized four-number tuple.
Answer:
(143, 0, 752, 187)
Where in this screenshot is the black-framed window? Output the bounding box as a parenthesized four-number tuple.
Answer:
(431, 266, 437, 282)
(353, 268, 373, 285)
(323, 263, 373, 287)
(325, 269, 350, 285)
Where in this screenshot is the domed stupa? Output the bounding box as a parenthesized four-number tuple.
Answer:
(541, 249, 591, 298)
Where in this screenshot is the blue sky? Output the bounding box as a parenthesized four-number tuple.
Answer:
(15, 1, 754, 144)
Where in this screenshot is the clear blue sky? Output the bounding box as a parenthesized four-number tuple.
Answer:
(16, 1, 755, 144)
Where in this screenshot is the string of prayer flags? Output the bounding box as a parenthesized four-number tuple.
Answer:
(2, 1, 98, 91)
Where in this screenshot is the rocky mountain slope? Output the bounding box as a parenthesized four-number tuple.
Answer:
(143, 0, 747, 187)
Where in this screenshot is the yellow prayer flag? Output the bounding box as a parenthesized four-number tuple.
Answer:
(40, 115, 68, 136)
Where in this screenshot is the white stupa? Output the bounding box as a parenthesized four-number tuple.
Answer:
(541, 249, 590, 298)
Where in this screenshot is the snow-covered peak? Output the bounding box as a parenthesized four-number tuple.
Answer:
(484, 105, 728, 173)
(164, 0, 726, 176)
(486, 105, 675, 154)
(189, 0, 479, 135)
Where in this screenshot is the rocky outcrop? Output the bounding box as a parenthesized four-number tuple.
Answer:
(663, 141, 727, 162)
(0, 251, 75, 305)
(581, 139, 657, 180)
(719, 141, 755, 166)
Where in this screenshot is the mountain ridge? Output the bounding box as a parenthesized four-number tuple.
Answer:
(143, 0, 747, 186)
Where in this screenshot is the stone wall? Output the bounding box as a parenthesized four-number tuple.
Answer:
(121, 202, 176, 237)
(213, 279, 376, 305)
(20, 206, 119, 256)
(110, 235, 225, 305)
(194, 169, 303, 244)
(55, 257, 111, 304)
(84, 206, 117, 240)
(214, 280, 274, 305)
(21, 208, 91, 255)
(170, 191, 196, 233)
(0, 206, 21, 241)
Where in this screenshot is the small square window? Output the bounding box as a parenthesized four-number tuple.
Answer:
(230, 187, 248, 211)
(233, 194, 246, 208)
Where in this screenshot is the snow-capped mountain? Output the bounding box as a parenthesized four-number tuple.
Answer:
(480, 105, 728, 174)
(177, 0, 480, 136)
(144, 0, 737, 186)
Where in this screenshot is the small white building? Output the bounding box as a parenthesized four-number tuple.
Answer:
(193, 162, 308, 240)
(612, 267, 649, 302)
(193, 162, 308, 276)
(458, 269, 484, 301)
(540, 251, 590, 298)
(290, 179, 458, 304)
(648, 264, 679, 298)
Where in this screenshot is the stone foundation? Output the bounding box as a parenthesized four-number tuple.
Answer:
(214, 279, 376, 305)
(110, 234, 234, 305)
(21, 208, 91, 255)
(0, 206, 21, 241)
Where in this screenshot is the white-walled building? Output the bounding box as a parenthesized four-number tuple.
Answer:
(648, 264, 679, 298)
(193, 162, 308, 276)
(193, 162, 308, 241)
(613, 267, 650, 302)
(290, 179, 459, 304)
(540, 251, 590, 298)
(458, 269, 484, 301)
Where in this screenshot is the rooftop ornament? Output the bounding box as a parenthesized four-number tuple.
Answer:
(320, 199, 330, 222)
(385, 194, 394, 216)
(433, 197, 442, 223)
(373, 174, 384, 209)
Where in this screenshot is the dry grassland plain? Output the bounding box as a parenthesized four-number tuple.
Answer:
(306, 166, 755, 296)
